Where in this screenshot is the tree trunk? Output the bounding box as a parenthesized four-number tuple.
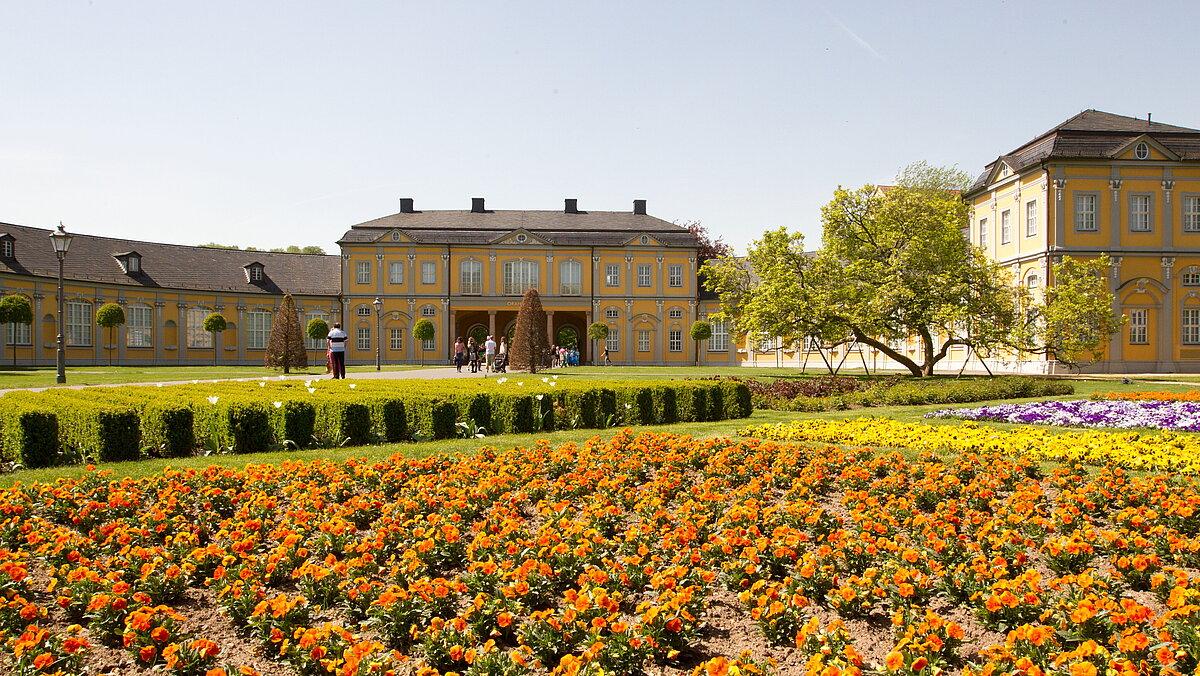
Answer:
(852, 330, 924, 377)
(108, 327, 115, 366)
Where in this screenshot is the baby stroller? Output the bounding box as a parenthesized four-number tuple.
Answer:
(493, 353, 508, 373)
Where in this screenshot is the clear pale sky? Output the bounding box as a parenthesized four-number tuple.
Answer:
(3, 1, 1198, 254)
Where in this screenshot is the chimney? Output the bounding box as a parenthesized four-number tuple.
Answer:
(1148, 112, 1153, 126)
(471, 197, 486, 213)
(564, 198, 579, 214)
(399, 198, 415, 213)
(633, 199, 647, 215)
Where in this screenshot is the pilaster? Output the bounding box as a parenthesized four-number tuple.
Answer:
(1160, 256, 1176, 371)
(1163, 174, 1176, 249)
(1109, 172, 1122, 247)
(1108, 256, 1123, 367)
(1053, 174, 1066, 247)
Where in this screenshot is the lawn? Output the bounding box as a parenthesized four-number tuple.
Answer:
(0, 364, 425, 389)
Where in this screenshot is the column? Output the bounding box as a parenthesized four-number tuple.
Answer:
(687, 257, 697, 300)
(624, 300, 633, 365)
(655, 256, 664, 297)
(153, 300, 164, 363)
(449, 310, 457, 344)
(689, 299, 698, 366)
(93, 292, 104, 365)
(407, 252, 416, 290)
(545, 254, 554, 296)
(237, 303, 247, 364)
(591, 255, 600, 298)
(488, 310, 496, 338)
(1053, 175, 1066, 247)
(489, 252, 497, 295)
(653, 300, 663, 364)
(624, 255, 633, 297)
(406, 298, 415, 363)
(1110, 171, 1122, 247)
(176, 300, 187, 363)
(376, 253, 384, 294)
(212, 303, 224, 364)
(546, 310, 554, 345)
(32, 292, 43, 366)
(442, 298, 450, 358)
(1163, 175, 1175, 249)
(117, 294, 127, 364)
(1160, 257, 1176, 371)
(1107, 257, 1123, 371)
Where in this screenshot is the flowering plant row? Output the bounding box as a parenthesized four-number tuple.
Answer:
(0, 377, 750, 468)
(0, 429, 1197, 674)
(926, 399, 1200, 433)
(742, 417, 1200, 474)
(1096, 390, 1200, 402)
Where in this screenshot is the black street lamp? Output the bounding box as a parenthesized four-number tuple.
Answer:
(48, 223, 74, 384)
(372, 296, 383, 371)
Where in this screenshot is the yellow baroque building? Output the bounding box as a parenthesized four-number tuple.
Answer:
(0, 198, 733, 367)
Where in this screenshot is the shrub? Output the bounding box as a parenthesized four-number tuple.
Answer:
(141, 403, 195, 457)
(223, 402, 272, 453)
(0, 406, 58, 467)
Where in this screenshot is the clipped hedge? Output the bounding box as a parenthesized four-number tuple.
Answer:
(745, 375, 1074, 412)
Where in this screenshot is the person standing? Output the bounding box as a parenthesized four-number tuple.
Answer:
(498, 337, 507, 361)
(453, 337, 465, 373)
(602, 346, 611, 366)
(484, 334, 497, 374)
(327, 322, 348, 379)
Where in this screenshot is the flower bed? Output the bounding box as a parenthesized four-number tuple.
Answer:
(729, 376, 1073, 412)
(927, 399, 1200, 432)
(1095, 390, 1200, 402)
(741, 417, 1200, 473)
(0, 431, 1196, 674)
(0, 378, 751, 468)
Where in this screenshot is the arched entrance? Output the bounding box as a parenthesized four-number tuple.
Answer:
(466, 323, 488, 346)
(556, 325, 579, 349)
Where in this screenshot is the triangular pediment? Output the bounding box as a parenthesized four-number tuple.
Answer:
(1110, 134, 1180, 161)
(625, 232, 664, 247)
(377, 229, 414, 243)
(491, 228, 549, 246)
(985, 158, 1018, 186)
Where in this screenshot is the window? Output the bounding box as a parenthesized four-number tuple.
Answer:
(1184, 196, 1200, 232)
(1184, 308, 1200, 345)
(127, 256, 140, 273)
(357, 327, 371, 351)
(1134, 142, 1150, 160)
(637, 264, 652, 287)
(605, 308, 619, 319)
(1026, 201, 1038, 237)
(246, 311, 271, 349)
(758, 334, 774, 352)
(421, 305, 436, 317)
(460, 260, 482, 294)
(305, 312, 328, 350)
(979, 218, 988, 247)
(390, 328, 404, 351)
(605, 327, 620, 353)
(248, 265, 263, 282)
(667, 264, 683, 287)
(1075, 194, 1098, 231)
(503, 260, 538, 294)
(1183, 270, 1200, 286)
(637, 330, 650, 352)
(7, 320, 30, 346)
(391, 231, 401, 242)
(1129, 309, 1148, 345)
(668, 329, 683, 352)
(559, 260, 582, 295)
(0, 240, 12, 258)
(605, 264, 620, 287)
(356, 261, 371, 284)
(515, 233, 528, 244)
(356, 306, 372, 317)
(668, 308, 683, 319)
(187, 307, 212, 348)
(709, 318, 729, 352)
(389, 261, 404, 284)
(1129, 194, 1152, 232)
(127, 305, 152, 347)
(1026, 274, 1040, 290)
(421, 330, 435, 351)
(421, 261, 436, 284)
(1000, 210, 1011, 244)
(639, 235, 649, 245)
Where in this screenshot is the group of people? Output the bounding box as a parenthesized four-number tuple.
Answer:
(454, 335, 507, 374)
(548, 344, 581, 368)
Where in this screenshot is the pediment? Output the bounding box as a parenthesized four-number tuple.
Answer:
(490, 228, 549, 246)
(377, 229, 414, 243)
(985, 159, 1018, 186)
(625, 232, 664, 247)
(1110, 134, 1179, 161)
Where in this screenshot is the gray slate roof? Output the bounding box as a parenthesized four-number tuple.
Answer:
(0, 222, 341, 296)
(339, 209, 701, 248)
(966, 110, 1200, 196)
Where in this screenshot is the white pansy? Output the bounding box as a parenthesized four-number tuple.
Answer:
(307, 387, 316, 394)
(497, 377, 508, 384)
(273, 401, 283, 408)
(207, 396, 219, 405)
(349, 383, 357, 389)
(535, 394, 544, 400)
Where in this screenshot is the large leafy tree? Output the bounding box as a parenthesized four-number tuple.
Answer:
(706, 162, 1121, 376)
(265, 294, 307, 373)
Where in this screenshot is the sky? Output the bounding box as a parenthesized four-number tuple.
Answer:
(3, 1, 1199, 255)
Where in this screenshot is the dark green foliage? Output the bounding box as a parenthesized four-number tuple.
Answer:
(745, 375, 1075, 412)
(224, 403, 272, 453)
(276, 400, 316, 449)
(141, 403, 195, 457)
(0, 407, 58, 468)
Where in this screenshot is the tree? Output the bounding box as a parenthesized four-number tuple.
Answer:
(683, 221, 733, 264)
(264, 294, 307, 373)
(588, 322, 609, 365)
(690, 320, 712, 366)
(509, 289, 548, 373)
(306, 317, 329, 345)
(200, 242, 325, 254)
(203, 312, 228, 366)
(0, 294, 33, 366)
(95, 303, 126, 366)
(1015, 255, 1125, 368)
(706, 162, 1120, 376)
(413, 319, 435, 365)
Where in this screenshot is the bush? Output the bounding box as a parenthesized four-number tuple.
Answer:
(0, 406, 58, 468)
(742, 376, 1074, 412)
(141, 403, 195, 457)
(223, 402, 272, 453)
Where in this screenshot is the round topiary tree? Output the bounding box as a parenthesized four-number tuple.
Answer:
(265, 294, 307, 374)
(95, 302, 126, 366)
(510, 289, 548, 373)
(413, 319, 435, 365)
(588, 322, 609, 365)
(0, 294, 33, 366)
(690, 320, 712, 366)
(203, 312, 228, 365)
(306, 317, 329, 346)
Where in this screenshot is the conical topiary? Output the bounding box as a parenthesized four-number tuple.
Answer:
(509, 288, 548, 373)
(265, 294, 307, 374)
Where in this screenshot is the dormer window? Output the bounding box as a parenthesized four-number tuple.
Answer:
(127, 256, 140, 272)
(113, 251, 142, 274)
(244, 262, 265, 283)
(0, 235, 13, 259)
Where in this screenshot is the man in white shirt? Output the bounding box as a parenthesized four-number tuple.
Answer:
(484, 335, 497, 373)
(327, 322, 348, 379)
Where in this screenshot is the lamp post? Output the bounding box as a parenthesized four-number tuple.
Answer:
(48, 223, 74, 384)
(372, 296, 383, 371)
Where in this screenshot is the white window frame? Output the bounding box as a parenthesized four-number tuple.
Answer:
(1025, 274, 1040, 290)
(420, 305, 436, 317)
(1025, 200, 1038, 238)
(7, 321, 30, 346)
(356, 306, 372, 317)
(421, 261, 436, 285)
(421, 330, 435, 351)
(503, 260, 539, 295)
(1184, 308, 1200, 345)
(605, 327, 620, 353)
(708, 318, 728, 352)
(127, 256, 140, 273)
(246, 311, 272, 349)
(357, 327, 371, 351)
(604, 308, 619, 320)
(668, 308, 683, 319)
(305, 311, 328, 350)
(1000, 210, 1011, 244)
(636, 264, 652, 287)
(1182, 270, 1200, 287)
(667, 264, 683, 288)
(1075, 193, 1098, 232)
(66, 301, 92, 347)
(388, 261, 404, 285)
(605, 264, 620, 287)
(559, 260, 582, 296)
(1129, 308, 1148, 345)
(355, 261, 371, 284)
(127, 304, 152, 348)
(389, 327, 404, 351)
(460, 259, 483, 295)
(637, 329, 650, 352)
(1129, 194, 1152, 232)
(1184, 195, 1200, 233)
(249, 265, 263, 282)
(0, 240, 12, 258)
(668, 329, 683, 352)
(979, 218, 988, 247)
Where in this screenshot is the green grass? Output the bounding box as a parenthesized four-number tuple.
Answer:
(0, 364, 426, 389)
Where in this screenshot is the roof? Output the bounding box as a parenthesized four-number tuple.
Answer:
(0, 222, 341, 296)
(338, 207, 701, 248)
(965, 109, 1200, 196)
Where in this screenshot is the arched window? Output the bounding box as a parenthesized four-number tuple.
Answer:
(421, 305, 436, 317)
(305, 311, 329, 350)
(127, 304, 153, 348)
(1025, 273, 1040, 290)
(460, 260, 482, 294)
(503, 260, 538, 295)
(559, 260, 582, 295)
(605, 308, 619, 320)
(187, 307, 212, 348)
